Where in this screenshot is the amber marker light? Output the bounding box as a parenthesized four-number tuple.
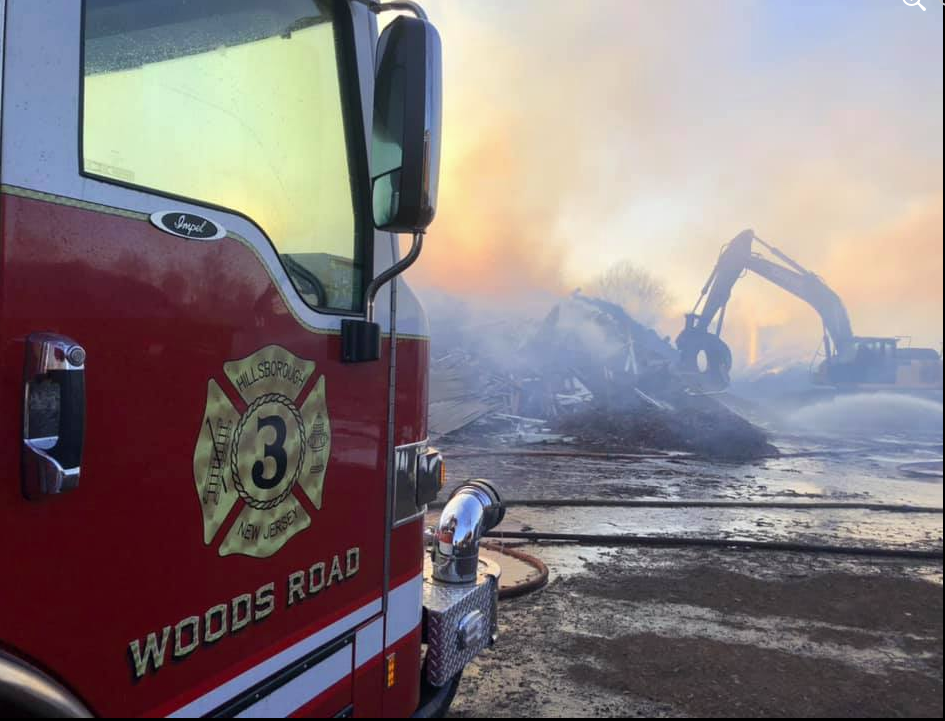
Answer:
(386, 653, 397, 688)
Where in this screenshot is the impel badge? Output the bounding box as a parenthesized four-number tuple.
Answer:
(193, 346, 331, 558)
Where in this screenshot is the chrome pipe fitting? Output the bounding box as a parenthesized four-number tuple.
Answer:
(431, 479, 503, 584)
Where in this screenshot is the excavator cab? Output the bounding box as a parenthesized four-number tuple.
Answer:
(814, 337, 897, 387)
(815, 337, 943, 390)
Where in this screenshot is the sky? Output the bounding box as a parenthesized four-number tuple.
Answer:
(400, 0, 943, 371)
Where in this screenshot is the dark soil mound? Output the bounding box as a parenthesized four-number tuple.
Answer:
(554, 391, 778, 460)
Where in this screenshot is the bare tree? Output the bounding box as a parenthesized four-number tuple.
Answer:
(584, 260, 673, 326)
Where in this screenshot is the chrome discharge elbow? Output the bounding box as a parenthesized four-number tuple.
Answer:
(431, 480, 504, 584)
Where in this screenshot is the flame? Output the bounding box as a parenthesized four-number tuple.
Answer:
(748, 322, 759, 367)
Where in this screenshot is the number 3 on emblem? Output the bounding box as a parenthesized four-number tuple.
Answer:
(252, 415, 288, 490)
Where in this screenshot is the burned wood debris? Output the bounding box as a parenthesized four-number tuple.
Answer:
(428, 292, 777, 459)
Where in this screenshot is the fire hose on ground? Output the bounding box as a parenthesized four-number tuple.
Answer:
(430, 498, 944, 514)
(483, 530, 943, 561)
(481, 541, 550, 599)
(431, 497, 944, 599)
(444, 448, 902, 462)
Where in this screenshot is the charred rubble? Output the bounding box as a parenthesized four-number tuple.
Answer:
(428, 292, 777, 460)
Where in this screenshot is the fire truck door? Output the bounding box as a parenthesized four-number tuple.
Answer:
(0, 1, 391, 716)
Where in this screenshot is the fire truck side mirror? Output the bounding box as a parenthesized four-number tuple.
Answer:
(371, 15, 442, 234)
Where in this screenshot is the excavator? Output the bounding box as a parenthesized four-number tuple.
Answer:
(676, 229, 943, 392)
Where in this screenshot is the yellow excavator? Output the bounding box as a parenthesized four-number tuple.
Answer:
(676, 229, 943, 392)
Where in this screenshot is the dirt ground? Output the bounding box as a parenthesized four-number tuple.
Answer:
(438, 428, 943, 718)
(450, 546, 943, 717)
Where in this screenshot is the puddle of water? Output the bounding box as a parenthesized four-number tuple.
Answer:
(480, 547, 541, 589)
(443, 425, 943, 557)
(497, 505, 943, 551)
(503, 543, 612, 582)
(898, 460, 944, 479)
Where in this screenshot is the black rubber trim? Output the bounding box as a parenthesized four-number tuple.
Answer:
(207, 634, 352, 718)
(412, 669, 461, 719)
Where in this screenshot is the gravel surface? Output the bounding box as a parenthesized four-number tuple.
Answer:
(450, 546, 942, 717)
(440, 425, 943, 717)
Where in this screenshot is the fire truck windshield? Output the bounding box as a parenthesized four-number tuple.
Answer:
(81, 0, 368, 312)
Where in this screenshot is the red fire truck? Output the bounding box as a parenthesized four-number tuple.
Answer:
(0, 0, 503, 716)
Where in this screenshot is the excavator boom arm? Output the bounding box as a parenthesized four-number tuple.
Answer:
(679, 229, 941, 392)
(691, 229, 754, 335)
(745, 255, 855, 358)
(690, 229, 855, 358)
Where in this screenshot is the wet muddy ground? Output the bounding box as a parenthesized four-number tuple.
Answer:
(438, 428, 943, 717)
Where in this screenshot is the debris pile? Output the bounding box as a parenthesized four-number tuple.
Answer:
(552, 382, 778, 459)
(428, 349, 516, 437)
(427, 292, 777, 459)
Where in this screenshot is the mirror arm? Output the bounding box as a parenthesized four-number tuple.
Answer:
(354, 0, 428, 21)
(365, 231, 424, 323)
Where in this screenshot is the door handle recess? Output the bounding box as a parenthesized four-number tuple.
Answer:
(22, 333, 86, 499)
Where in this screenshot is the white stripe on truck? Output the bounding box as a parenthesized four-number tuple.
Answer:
(236, 645, 352, 718)
(167, 573, 423, 717)
(385, 573, 423, 646)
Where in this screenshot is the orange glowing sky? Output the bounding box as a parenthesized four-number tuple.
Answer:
(400, 0, 943, 370)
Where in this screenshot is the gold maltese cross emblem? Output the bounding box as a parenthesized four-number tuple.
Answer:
(193, 345, 331, 558)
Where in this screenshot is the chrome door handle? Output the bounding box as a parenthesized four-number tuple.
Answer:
(22, 333, 86, 499)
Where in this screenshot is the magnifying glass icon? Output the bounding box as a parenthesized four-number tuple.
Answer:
(903, 0, 926, 10)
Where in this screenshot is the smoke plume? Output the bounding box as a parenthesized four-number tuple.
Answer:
(401, 0, 943, 368)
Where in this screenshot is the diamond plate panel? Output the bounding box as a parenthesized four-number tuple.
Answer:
(423, 556, 500, 687)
